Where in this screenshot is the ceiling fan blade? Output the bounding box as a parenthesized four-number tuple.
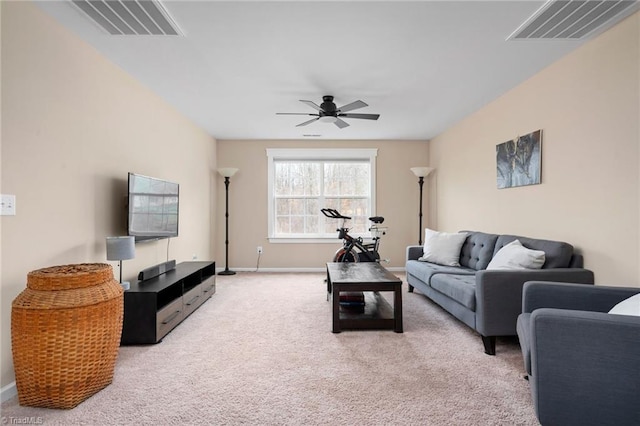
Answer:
(300, 100, 324, 112)
(276, 113, 318, 116)
(339, 113, 380, 120)
(296, 117, 320, 127)
(334, 118, 350, 129)
(338, 100, 368, 113)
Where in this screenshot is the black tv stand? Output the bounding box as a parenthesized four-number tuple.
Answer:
(121, 261, 215, 345)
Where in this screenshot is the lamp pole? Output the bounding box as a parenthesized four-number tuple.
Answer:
(218, 168, 238, 276)
(410, 167, 434, 246)
(118, 260, 124, 283)
(220, 176, 235, 275)
(418, 176, 425, 245)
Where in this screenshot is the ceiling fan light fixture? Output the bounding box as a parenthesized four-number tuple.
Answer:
(319, 116, 338, 124)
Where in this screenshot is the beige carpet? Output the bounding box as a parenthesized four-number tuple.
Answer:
(1, 272, 538, 425)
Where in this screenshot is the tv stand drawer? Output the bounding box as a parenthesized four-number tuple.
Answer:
(156, 297, 183, 340)
(183, 285, 203, 318)
(201, 276, 216, 299)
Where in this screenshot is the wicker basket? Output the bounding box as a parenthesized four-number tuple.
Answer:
(11, 263, 124, 409)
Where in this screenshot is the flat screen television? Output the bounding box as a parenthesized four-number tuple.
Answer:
(128, 172, 179, 242)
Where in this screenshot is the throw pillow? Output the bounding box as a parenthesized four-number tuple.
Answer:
(608, 293, 640, 317)
(486, 239, 545, 270)
(419, 229, 467, 267)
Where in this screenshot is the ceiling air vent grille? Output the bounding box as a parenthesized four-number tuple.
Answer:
(508, 0, 639, 40)
(72, 0, 182, 35)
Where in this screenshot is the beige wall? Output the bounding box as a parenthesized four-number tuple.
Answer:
(0, 3, 216, 388)
(428, 12, 640, 286)
(216, 140, 429, 270)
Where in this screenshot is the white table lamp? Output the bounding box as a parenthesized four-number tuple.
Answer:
(106, 236, 135, 290)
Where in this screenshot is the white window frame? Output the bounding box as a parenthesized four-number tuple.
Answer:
(267, 148, 378, 243)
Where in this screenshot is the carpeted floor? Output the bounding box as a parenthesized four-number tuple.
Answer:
(1, 272, 538, 425)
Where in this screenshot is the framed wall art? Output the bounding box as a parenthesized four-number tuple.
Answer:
(496, 129, 542, 189)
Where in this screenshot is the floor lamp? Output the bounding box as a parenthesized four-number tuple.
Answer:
(218, 167, 239, 275)
(106, 236, 135, 290)
(410, 167, 434, 245)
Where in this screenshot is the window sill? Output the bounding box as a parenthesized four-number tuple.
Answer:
(268, 237, 342, 244)
(268, 237, 375, 244)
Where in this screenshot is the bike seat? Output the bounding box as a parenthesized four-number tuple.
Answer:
(369, 216, 384, 224)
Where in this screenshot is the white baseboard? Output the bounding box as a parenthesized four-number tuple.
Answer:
(216, 266, 406, 273)
(230, 267, 325, 273)
(1, 381, 17, 403)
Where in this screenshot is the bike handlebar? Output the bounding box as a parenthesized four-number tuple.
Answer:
(321, 208, 384, 225)
(321, 208, 351, 220)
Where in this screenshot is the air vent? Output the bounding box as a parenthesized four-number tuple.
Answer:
(508, 0, 639, 40)
(72, 0, 182, 35)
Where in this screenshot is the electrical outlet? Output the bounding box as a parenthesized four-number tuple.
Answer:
(1, 194, 16, 216)
(257, 246, 263, 254)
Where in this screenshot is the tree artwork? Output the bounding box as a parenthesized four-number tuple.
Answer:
(496, 130, 542, 189)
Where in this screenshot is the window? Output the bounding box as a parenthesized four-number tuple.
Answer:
(267, 148, 377, 242)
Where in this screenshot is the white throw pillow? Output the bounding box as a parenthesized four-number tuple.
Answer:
(608, 293, 640, 317)
(419, 229, 467, 267)
(486, 239, 545, 270)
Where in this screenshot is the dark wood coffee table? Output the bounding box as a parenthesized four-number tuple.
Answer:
(326, 262, 403, 333)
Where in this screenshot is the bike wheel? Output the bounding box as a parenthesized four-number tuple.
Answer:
(333, 248, 358, 262)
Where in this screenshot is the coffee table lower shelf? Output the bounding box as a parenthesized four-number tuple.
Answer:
(337, 291, 398, 331)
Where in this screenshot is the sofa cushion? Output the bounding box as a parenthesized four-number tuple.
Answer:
(430, 273, 477, 311)
(421, 229, 468, 267)
(493, 235, 573, 269)
(486, 239, 545, 270)
(406, 260, 475, 286)
(458, 231, 499, 270)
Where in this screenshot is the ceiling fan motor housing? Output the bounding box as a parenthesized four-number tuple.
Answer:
(320, 95, 337, 115)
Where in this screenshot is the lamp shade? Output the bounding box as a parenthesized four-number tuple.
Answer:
(106, 236, 135, 261)
(410, 167, 434, 177)
(218, 168, 239, 178)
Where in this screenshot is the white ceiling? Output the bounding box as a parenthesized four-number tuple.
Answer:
(34, 1, 622, 140)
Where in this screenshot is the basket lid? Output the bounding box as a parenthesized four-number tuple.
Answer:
(27, 263, 114, 291)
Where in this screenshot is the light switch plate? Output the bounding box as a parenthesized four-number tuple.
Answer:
(1, 194, 16, 215)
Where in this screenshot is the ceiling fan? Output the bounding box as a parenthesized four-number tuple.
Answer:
(277, 95, 380, 129)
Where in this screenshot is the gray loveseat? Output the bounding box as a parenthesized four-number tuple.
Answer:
(405, 231, 595, 354)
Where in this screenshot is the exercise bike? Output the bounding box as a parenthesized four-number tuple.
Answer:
(321, 208, 386, 263)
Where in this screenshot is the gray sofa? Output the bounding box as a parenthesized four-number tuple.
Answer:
(517, 281, 640, 426)
(405, 231, 595, 354)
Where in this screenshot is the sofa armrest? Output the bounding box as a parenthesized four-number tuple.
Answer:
(406, 245, 423, 261)
(475, 268, 594, 337)
(530, 308, 640, 425)
(522, 281, 639, 314)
